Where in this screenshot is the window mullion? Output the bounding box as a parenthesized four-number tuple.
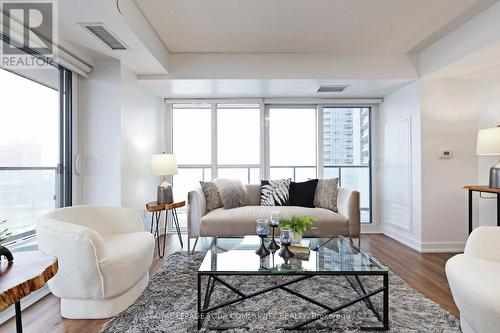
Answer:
(262, 103, 269, 180)
(317, 105, 324, 179)
(211, 103, 218, 180)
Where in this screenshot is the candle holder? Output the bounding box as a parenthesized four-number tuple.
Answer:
(255, 219, 270, 257)
(268, 217, 281, 252)
(279, 242, 294, 263)
(278, 227, 294, 263)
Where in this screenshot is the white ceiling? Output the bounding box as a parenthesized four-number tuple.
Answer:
(134, 0, 491, 53)
(423, 39, 500, 79)
(57, 0, 168, 74)
(139, 78, 413, 98)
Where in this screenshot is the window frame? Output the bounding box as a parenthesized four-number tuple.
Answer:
(167, 100, 376, 227)
(265, 104, 318, 181)
(215, 103, 263, 181)
(0, 36, 73, 244)
(319, 105, 373, 224)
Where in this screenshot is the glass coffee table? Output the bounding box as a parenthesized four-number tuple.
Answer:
(197, 236, 389, 331)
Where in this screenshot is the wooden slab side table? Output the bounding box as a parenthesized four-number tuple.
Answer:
(464, 185, 500, 234)
(146, 201, 185, 257)
(0, 251, 58, 333)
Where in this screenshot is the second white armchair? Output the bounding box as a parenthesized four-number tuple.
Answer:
(446, 226, 500, 333)
(37, 205, 154, 319)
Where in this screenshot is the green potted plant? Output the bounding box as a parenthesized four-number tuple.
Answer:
(279, 215, 316, 243)
(0, 219, 13, 262)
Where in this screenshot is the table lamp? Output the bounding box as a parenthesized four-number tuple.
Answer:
(151, 153, 178, 204)
(477, 126, 500, 188)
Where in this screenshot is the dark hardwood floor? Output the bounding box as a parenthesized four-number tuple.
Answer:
(0, 234, 459, 333)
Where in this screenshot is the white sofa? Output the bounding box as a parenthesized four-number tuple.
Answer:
(187, 184, 360, 250)
(446, 226, 500, 333)
(37, 205, 154, 319)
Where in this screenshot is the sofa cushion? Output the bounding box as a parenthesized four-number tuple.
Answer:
(245, 184, 261, 205)
(200, 206, 349, 237)
(100, 232, 154, 298)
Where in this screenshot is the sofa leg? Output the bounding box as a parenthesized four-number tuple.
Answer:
(190, 237, 199, 255)
(187, 237, 190, 252)
(349, 236, 361, 249)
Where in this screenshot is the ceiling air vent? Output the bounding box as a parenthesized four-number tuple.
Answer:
(80, 23, 128, 50)
(317, 85, 349, 93)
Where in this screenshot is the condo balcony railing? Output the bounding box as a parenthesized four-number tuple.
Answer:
(0, 166, 58, 241)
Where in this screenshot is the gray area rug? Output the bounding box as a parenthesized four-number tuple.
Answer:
(101, 252, 460, 332)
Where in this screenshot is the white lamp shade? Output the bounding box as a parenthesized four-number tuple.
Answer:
(151, 154, 178, 176)
(477, 127, 500, 155)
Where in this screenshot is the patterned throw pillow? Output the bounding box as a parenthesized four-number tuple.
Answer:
(314, 178, 339, 212)
(260, 179, 291, 206)
(199, 181, 223, 212)
(214, 178, 248, 209)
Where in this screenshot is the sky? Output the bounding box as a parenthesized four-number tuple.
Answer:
(0, 68, 59, 167)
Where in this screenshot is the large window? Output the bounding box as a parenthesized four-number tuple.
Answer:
(170, 102, 373, 229)
(173, 104, 212, 165)
(268, 106, 316, 181)
(172, 103, 261, 201)
(217, 104, 261, 184)
(322, 107, 371, 223)
(0, 65, 72, 240)
(172, 104, 212, 203)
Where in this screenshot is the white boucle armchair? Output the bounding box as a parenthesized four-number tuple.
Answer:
(446, 226, 500, 333)
(37, 205, 154, 319)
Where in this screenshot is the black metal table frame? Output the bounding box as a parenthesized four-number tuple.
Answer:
(150, 208, 183, 257)
(15, 301, 22, 333)
(467, 189, 500, 234)
(197, 271, 389, 331)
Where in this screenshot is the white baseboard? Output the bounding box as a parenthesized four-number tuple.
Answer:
(420, 241, 465, 253)
(382, 226, 421, 251)
(381, 225, 465, 253)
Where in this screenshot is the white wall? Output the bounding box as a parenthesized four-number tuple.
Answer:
(81, 60, 164, 215)
(473, 70, 500, 227)
(81, 59, 122, 205)
(121, 65, 164, 213)
(420, 79, 479, 252)
(380, 68, 500, 252)
(379, 81, 422, 250)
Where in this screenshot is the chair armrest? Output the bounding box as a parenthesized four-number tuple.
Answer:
(337, 188, 360, 237)
(41, 205, 144, 235)
(36, 218, 107, 299)
(188, 188, 207, 238)
(465, 226, 500, 263)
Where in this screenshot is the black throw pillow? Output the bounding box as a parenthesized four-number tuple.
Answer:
(289, 179, 319, 208)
